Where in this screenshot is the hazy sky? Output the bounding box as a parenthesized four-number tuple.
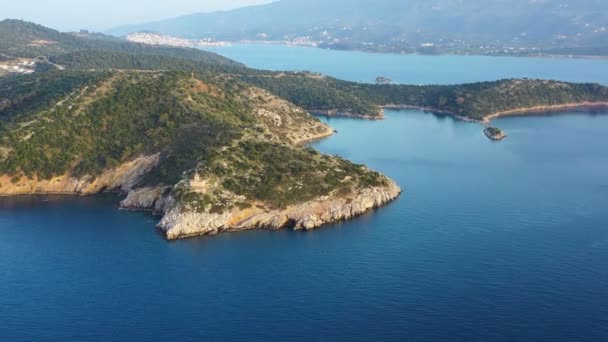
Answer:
(1, 0, 273, 32)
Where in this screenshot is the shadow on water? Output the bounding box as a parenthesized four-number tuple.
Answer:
(0, 193, 122, 210)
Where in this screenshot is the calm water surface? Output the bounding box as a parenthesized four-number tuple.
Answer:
(2, 47, 608, 342)
(204, 43, 608, 85)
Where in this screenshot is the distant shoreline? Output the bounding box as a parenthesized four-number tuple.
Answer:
(380, 105, 480, 123)
(221, 41, 608, 61)
(381, 102, 608, 124)
(311, 109, 384, 121)
(481, 102, 608, 123)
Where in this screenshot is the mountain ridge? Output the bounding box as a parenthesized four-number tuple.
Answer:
(0, 19, 241, 67)
(108, 0, 608, 56)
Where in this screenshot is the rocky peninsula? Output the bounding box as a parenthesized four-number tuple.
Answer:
(0, 70, 401, 239)
(122, 177, 401, 240)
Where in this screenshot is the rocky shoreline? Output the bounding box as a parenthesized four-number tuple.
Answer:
(0, 154, 160, 196)
(121, 181, 402, 240)
(382, 101, 608, 124)
(0, 160, 402, 241)
(480, 101, 608, 123)
(0, 129, 402, 240)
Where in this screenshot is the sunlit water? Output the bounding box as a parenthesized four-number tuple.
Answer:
(2, 45, 608, 341)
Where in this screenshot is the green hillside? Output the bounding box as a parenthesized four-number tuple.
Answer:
(0, 69, 389, 210)
(240, 73, 608, 120)
(108, 0, 608, 56)
(0, 19, 240, 68)
(3, 20, 606, 123)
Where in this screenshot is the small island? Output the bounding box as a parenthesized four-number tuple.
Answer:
(484, 126, 507, 141)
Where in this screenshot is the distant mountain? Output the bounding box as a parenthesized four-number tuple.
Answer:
(0, 19, 240, 67)
(109, 0, 608, 55)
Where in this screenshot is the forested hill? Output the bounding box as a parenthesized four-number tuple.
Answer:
(0, 70, 332, 183)
(2, 20, 608, 122)
(237, 73, 608, 121)
(109, 0, 608, 56)
(0, 69, 396, 234)
(0, 19, 240, 68)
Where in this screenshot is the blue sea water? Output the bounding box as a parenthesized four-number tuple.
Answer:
(204, 43, 608, 85)
(2, 46, 608, 341)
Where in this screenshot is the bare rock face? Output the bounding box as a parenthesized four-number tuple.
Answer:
(245, 87, 335, 144)
(0, 154, 160, 196)
(155, 181, 402, 240)
(120, 186, 174, 213)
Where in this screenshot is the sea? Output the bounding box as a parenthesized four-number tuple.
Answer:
(1, 44, 608, 341)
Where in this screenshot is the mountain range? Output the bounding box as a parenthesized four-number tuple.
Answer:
(109, 0, 608, 55)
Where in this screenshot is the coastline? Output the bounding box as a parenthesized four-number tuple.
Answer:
(0, 128, 403, 240)
(380, 105, 481, 123)
(221, 41, 608, 61)
(0, 154, 160, 197)
(293, 129, 335, 146)
(480, 102, 608, 123)
(121, 181, 403, 240)
(310, 109, 384, 120)
(381, 102, 608, 124)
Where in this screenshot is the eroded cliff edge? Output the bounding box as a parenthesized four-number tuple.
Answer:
(118, 137, 402, 239)
(0, 154, 160, 196)
(122, 177, 401, 240)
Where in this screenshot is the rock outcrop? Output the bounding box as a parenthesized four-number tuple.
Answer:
(130, 181, 402, 240)
(245, 87, 335, 144)
(0, 154, 160, 196)
(120, 186, 175, 213)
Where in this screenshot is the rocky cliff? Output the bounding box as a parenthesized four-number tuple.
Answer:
(121, 178, 401, 240)
(0, 154, 159, 196)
